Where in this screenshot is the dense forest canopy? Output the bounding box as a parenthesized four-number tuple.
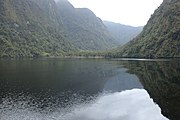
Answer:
(0, 0, 179, 58)
(110, 0, 180, 58)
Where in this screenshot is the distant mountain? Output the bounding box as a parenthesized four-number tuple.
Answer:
(0, 0, 117, 58)
(111, 0, 180, 58)
(57, 0, 117, 50)
(103, 21, 143, 45)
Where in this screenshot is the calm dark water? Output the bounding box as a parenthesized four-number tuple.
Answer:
(0, 58, 179, 120)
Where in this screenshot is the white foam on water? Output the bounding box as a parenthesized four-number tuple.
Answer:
(0, 89, 168, 120)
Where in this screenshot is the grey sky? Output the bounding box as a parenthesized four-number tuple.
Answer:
(68, 0, 163, 27)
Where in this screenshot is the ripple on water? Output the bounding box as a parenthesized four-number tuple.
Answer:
(0, 89, 168, 120)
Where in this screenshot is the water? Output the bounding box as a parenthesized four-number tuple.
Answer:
(0, 58, 179, 120)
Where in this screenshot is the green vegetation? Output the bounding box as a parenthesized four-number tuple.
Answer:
(57, 0, 117, 50)
(0, 0, 76, 58)
(0, 0, 179, 58)
(111, 0, 180, 58)
(122, 60, 180, 120)
(65, 50, 108, 58)
(103, 21, 143, 45)
(0, 0, 117, 58)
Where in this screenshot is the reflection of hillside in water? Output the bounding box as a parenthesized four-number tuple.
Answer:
(122, 59, 180, 120)
(103, 68, 143, 92)
(0, 59, 117, 110)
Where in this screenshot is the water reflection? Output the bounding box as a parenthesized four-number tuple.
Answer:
(121, 59, 180, 120)
(104, 68, 143, 92)
(61, 89, 167, 120)
(0, 58, 117, 110)
(0, 58, 175, 120)
(0, 89, 168, 120)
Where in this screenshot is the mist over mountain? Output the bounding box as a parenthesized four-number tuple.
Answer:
(111, 0, 180, 58)
(103, 21, 143, 45)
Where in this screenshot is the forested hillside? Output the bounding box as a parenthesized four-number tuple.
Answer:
(1, 0, 179, 58)
(0, 0, 117, 58)
(0, 0, 76, 57)
(111, 0, 180, 58)
(103, 21, 143, 45)
(57, 0, 117, 50)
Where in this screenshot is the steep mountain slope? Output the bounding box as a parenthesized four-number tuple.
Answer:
(56, 0, 117, 50)
(112, 0, 180, 58)
(103, 21, 143, 45)
(0, 0, 75, 58)
(0, 0, 118, 58)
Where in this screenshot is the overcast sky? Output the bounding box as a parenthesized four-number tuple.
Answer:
(68, 0, 163, 27)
